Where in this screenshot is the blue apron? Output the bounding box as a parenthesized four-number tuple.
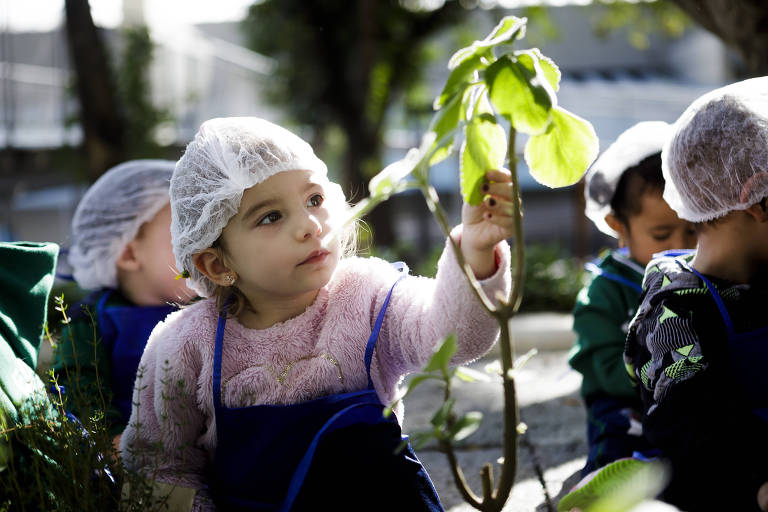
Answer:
(96, 290, 177, 422)
(681, 263, 768, 423)
(209, 270, 444, 511)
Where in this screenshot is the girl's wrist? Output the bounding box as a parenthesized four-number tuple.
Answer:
(462, 245, 498, 280)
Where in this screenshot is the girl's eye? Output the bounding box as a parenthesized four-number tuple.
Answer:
(307, 194, 324, 208)
(652, 233, 671, 241)
(258, 211, 282, 225)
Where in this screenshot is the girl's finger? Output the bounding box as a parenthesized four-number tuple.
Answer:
(485, 168, 511, 183)
(482, 211, 515, 231)
(483, 195, 515, 216)
(482, 181, 514, 200)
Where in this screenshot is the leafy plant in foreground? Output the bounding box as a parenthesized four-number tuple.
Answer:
(334, 15, 599, 511)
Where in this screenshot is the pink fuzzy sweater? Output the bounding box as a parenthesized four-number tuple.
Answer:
(121, 236, 510, 510)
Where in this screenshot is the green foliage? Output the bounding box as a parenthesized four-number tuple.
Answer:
(361, 15, 598, 209)
(117, 26, 172, 158)
(0, 295, 172, 511)
(591, 0, 690, 49)
(519, 244, 587, 312)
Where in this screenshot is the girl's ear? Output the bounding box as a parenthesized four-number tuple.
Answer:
(604, 213, 628, 245)
(116, 241, 141, 272)
(192, 249, 234, 287)
(745, 201, 768, 222)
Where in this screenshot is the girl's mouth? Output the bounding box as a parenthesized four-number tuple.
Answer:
(298, 249, 330, 266)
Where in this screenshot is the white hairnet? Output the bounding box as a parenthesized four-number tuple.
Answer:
(171, 117, 328, 297)
(663, 77, 768, 222)
(584, 121, 671, 237)
(69, 159, 175, 290)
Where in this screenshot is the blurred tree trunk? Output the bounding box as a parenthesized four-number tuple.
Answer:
(671, 0, 768, 75)
(243, 0, 467, 247)
(64, 0, 126, 181)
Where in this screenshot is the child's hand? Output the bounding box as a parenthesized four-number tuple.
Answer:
(460, 169, 515, 279)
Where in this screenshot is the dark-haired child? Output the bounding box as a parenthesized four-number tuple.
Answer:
(569, 121, 697, 476)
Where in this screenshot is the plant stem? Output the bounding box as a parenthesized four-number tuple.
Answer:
(489, 125, 524, 509)
(419, 183, 496, 313)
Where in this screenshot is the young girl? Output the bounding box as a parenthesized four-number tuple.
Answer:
(121, 117, 513, 511)
(568, 121, 697, 477)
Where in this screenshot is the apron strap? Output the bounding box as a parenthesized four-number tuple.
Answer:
(677, 260, 734, 335)
(584, 262, 643, 294)
(212, 303, 231, 411)
(280, 401, 385, 512)
(364, 262, 409, 390)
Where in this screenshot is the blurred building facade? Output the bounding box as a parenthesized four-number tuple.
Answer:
(0, 4, 734, 262)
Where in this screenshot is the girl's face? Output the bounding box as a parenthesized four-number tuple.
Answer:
(219, 170, 341, 307)
(609, 191, 697, 267)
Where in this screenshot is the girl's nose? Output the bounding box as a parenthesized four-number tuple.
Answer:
(299, 213, 323, 240)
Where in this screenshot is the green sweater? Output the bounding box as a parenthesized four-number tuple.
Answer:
(569, 249, 644, 401)
(0, 241, 58, 469)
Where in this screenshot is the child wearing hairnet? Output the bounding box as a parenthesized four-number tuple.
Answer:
(623, 78, 768, 512)
(120, 117, 512, 511)
(54, 160, 193, 451)
(568, 122, 697, 478)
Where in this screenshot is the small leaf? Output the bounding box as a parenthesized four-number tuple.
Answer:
(460, 115, 507, 205)
(430, 398, 456, 429)
(400, 373, 443, 402)
(455, 366, 491, 383)
(524, 106, 598, 188)
(483, 16, 526, 48)
(516, 422, 528, 435)
(410, 431, 436, 450)
(423, 333, 458, 373)
(516, 49, 561, 92)
(448, 411, 483, 441)
(447, 16, 526, 71)
(434, 55, 481, 109)
(486, 55, 552, 135)
(426, 94, 462, 166)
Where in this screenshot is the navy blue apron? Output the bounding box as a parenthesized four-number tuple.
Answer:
(681, 262, 768, 423)
(96, 290, 177, 422)
(209, 268, 444, 511)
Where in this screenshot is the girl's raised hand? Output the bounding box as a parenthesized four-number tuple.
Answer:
(460, 169, 515, 279)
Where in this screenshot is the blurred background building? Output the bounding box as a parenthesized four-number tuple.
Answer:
(0, 0, 746, 271)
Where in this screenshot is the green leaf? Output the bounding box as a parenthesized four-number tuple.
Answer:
(448, 411, 483, 441)
(483, 16, 527, 48)
(455, 366, 491, 383)
(447, 16, 526, 70)
(400, 373, 443, 402)
(426, 93, 462, 166)
(409, 431, 436, 451)
(460, 115, 507, 205)
(516, 49, 561, 92)
(486, 55, 552, 135)
(431, 398, 456, 429)
(524, 106, 598, 188)
(423, 333, 458, 373)
(434, 55, 481, 110)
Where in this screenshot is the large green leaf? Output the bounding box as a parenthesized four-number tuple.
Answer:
(524, 106, 598, 188)
(460, 115, 507, 205)
(516, 49, 561, 93)
(447, 16, 526, 70)
(486, 55, 552, 135)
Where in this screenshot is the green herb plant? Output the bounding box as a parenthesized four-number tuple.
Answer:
(335, 16, 598, 511)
